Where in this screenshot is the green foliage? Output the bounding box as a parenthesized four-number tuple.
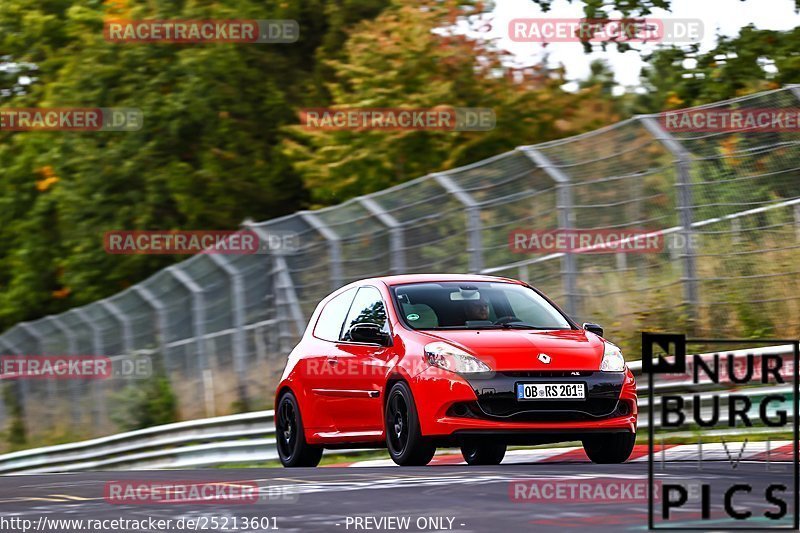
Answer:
(282, 0, 620, 205)
(0, 0, 389, 330)
(109, 375, 178, 431)
(2, 383, 27, 448)
(637, 25, 800, 112)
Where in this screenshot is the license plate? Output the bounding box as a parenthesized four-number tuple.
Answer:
(516, 383, 585, 400)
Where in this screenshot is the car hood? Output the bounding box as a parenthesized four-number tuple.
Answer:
(422, 328, 607, 371)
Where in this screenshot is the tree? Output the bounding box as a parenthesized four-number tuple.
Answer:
(637, 25, 800, 112)
(0, 0, 388, 329)
(282, 0, 619, 204)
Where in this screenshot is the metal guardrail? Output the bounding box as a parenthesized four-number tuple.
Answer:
(0, 410, 276, 474)
(0, 344, 794, 474)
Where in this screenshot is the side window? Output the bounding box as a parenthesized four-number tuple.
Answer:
(341, 286, 389, 341)
(313, 288, 356, 342)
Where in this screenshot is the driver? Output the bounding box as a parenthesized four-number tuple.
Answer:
(464, 298, 490, 321)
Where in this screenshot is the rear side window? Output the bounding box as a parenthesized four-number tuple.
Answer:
(313, 288, 356, 341)
(341, 286, 389, 341)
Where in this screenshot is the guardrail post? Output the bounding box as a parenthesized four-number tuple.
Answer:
(432, 172, 483, 273)
(46, 317, 82, 426)
(639, 116, 698, 318)
(71, 309, 106, 432)
(167, 266, 213, 417)
(359, 196, 406, 274)
(298, 211, 343, 290)
(519, 147, 579, 318)
(208, 255, 250, 410)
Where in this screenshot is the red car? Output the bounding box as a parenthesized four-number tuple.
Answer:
(275, 274, 637, 467)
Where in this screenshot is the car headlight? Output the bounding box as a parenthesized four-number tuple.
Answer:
(424, 342, 491, 374)
(600, 342, 625, 372)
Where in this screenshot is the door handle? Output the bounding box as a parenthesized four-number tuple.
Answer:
(326, 356, 339, 365)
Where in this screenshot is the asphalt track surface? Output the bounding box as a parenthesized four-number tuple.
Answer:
(0, 460, 795, 533)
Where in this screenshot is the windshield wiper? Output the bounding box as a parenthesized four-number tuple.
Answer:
(496, 322, 566, 330)
(424, 323, 566, 331)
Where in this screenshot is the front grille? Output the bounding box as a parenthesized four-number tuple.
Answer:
(456, 371, 628, 422)
(448, 399, 629, 422)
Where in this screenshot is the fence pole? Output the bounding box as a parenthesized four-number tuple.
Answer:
(793, 204, 800, 243)
(273, 254, 307, 350)
(208, 255, 250, 410)
(0, 337, 15, 434)
(519, 147, 579, 318)
(167, 266, 212, 417)
(0, 336, 26, 444)
(639, 116, 698, 318)
(100, 300, 132, 354)
(298, 211, 343, 290)
(46, 317, 82, 427)
(247, 224, 307, 349)
(132, 285, 169, 367)
(18, 323, 56, 429)
(432, 172, 483, 273)
(70, 309, 106, 433)
(359, 196, 406, 274)
(789, 84, 800, 102)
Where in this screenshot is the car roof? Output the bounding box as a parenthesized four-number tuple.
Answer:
(359, 274, 525, 287)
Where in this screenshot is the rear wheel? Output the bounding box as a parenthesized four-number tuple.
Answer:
(385, 382, 436, 466)
(460, 441, 506, 465)
(276, 392, 323, 467)
(582, 432, 636, 464)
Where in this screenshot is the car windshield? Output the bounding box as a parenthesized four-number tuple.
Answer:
(393, 282, 572, 330)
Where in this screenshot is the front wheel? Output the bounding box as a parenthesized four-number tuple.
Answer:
(276, 391, 323, 467)
(385, 382, 436, 466)
(461, 441, 506, 465)
(582, 432, 636, 464)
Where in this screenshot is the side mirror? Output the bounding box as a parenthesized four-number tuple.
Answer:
(348, 323, 390, 346)
(582, 322, 603, 338)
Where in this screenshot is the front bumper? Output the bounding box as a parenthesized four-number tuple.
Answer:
(411, 365, 638, 441)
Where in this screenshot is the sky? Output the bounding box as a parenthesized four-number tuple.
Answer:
(488, 0, 800, 93)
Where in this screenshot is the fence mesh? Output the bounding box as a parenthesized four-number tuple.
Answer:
(2, 86, 800, 447)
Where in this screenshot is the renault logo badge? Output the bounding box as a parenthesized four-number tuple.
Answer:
(538, 353, 551, 364)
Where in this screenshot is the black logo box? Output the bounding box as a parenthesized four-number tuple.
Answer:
(643, 332, 800, 531)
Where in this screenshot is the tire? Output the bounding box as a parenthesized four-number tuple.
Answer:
(276, 391, 323, 467)
(460, 441, 506, 465)
(385, 381, 436, 466)
(582, 432, 636, 464)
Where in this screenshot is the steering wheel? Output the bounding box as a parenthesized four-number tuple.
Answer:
(493, 316, 521, 325)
